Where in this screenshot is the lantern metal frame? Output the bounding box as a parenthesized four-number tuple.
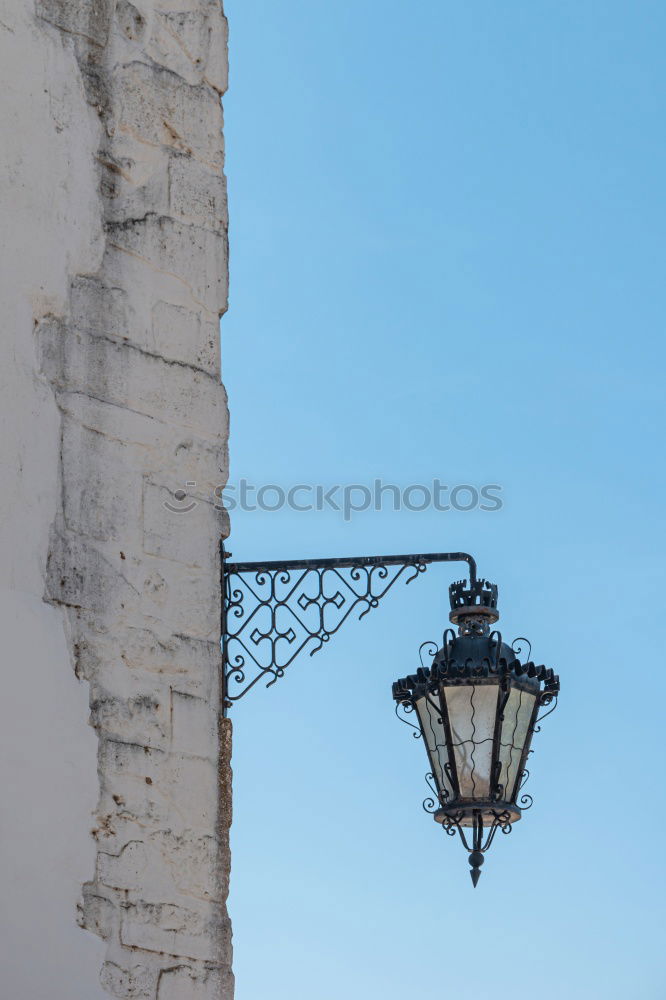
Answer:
(393, 627, 559, 884)
(220, 540, 559, 886)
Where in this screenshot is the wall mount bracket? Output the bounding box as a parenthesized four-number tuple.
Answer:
(220, 541, 477, 711)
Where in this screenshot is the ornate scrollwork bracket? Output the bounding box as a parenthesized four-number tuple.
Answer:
(221, 541, 477, 711)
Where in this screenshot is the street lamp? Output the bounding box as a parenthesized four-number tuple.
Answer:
(392, 577, 559, 885)
(222, 544, 559, 886)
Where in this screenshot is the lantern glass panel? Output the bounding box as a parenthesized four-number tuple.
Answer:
(444, 684, 499, 799)
(498, 687, 536, 800)
(415, 695, 454, 802)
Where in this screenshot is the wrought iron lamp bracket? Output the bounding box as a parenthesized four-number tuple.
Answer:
(221, 541, 477, 710)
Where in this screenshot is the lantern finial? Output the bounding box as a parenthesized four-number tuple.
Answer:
(468, 850, 484, 888)
(448, 578, 499, 623)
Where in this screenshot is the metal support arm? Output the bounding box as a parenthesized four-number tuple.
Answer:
(221, 542, 477, 708)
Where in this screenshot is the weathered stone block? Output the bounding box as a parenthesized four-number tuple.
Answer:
(101, 959, 158, 1000)
(45, 320, 227, 436)
(101, 148, 170, 224)
(143, 480, 222, 571)
(34, 313, 67, 381)
(116, 62, 223, 168)
(120, 900, 228, 961)
(94, 789, 164, 846)
(168, 155, 227, 230)
(56, 392, 190, 462)
(99, 739, 218, 830)
(151, 829, 222, 901)
(102, 738, 165, 780)
(106, 215, 228, 316)
(116, 628, 220, 700)
(204, 7, 228, 95)
(72, 622, 219, 699)
(70, 275, 131, 342)
(158, 964, 233, 1000)
(97, 745, 174, 834)
(90, 685, 170, 748)
(45, 528, 140, 616)
(137, 559, 221, 639)
(97, 840, 151, 891)
(165, 754, 220, 831)
(148, 435, 228, 506)
(62, 418, 143, 543)
(151, 300, 220, 375)
(170, 691, 217, 757)
(70, 275, 223, 376)
(78, 883, 117, 939)
(147, 9, 210, 86)
(37, 0, 113, 46)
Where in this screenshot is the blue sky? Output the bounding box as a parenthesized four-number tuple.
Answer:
(222, 2, 666, 997)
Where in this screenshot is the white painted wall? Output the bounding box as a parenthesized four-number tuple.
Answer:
(0, 2, 109, 995)
(0, 2, 231, 997)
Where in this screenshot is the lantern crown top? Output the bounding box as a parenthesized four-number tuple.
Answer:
(448, 578, 499, 624)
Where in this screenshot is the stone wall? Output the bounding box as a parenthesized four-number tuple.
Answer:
(0, 1, 231, 997)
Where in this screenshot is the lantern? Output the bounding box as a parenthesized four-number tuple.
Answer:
(393, 579, 559, 886)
